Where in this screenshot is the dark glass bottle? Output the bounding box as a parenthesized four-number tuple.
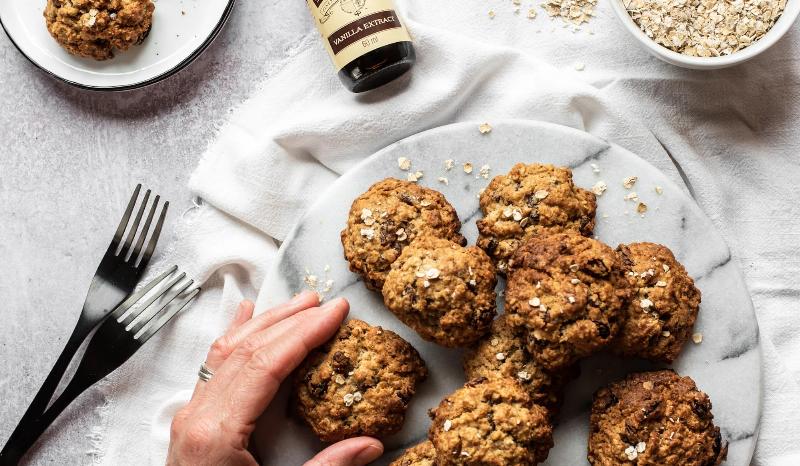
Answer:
(306, 1, 415, 93)
(339, 41, 415, 93)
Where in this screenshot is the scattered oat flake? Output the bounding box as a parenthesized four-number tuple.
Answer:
(534, 190, 549, 200)
(541, 0, 597, 26)
(655, 186, 663, 195)
(438, 176, 449, 185)
(496, 352, 506, 361)
(443, 420, 452, 431)
(479, 123, 493, 134)
(636, 442, 647, 453)
(444, 159, 455, 170)
(397, 157, 411, 171)
(360, 228, 375, 240)
(624, 192, 639, 202)
(569, 264, 579, 272)
(655, 280, 667, 287)
(518, 370, 531, 380)
(426, 268, 441, 279)
(591, 163, 600, 174)
(344, 393, 355, 406)
(592, 181, 607, 196)
(623, 176, 638, 189)
(574, 62, 585, 71)
(335, 374, 346, 384)
(529, 297, 541, 307)
(463, 162, 474, 174)
(479, 164, 491, 179)
(571, 278, 580, 284)
(640, 298, 653, 308)
(567, 295, 576, 303)
(692, 333, 703, 344)
(662, 330, 671, 337)
(407, 171, 423, 182)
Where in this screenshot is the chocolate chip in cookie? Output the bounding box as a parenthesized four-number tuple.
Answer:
(294, 319, 428, 442)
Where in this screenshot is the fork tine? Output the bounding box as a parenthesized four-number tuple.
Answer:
(129, 279, 194, 336)
(120, 271, 186, 327)
(111, 185, 141, 249)
(131, 195, 160, 263)
(107, 265, 179, 322)
(136, 288, 200, 343)
(137, 201, 168, 269)
(120, 189, 151, 259)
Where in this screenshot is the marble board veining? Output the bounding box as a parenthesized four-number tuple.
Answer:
(252, 121, 761, 465)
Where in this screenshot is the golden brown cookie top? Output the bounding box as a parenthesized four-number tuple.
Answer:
(341, 178, 465, 291)
(428, 378, 553, 466)
(382, 236, 497, 347)
(390, 440, 437, 466)
(44, 0, 155, 60)
(294, 319, 427, 443)
(612, 242, 701, 363)
(463, 314, 577, 415)
(589, 370, 727, 466)
(477, 163, 596, 273)
(505, 232, 631, 371)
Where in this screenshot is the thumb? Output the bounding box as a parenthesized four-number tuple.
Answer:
(304, 437, 384, 466)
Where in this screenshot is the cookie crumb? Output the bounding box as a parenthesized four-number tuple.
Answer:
(479, 122, 493, 134)
(438, 176, 449, 185)
(463, 162, 474, 174)
(407, 171, 423, 182)
(444, 159, 455, 171)
(692, 332, 703, 344)
(574, 62, 585, 71)
(479, 164, 491, 179)
(655, 186, 663, 195)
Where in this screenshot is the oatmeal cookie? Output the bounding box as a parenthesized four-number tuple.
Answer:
(505, 232, 631, 371)
(588, 370, 727, 466)
(463, 314, 577, 415)
(612, 243, 701, 363)
(44, 0, 155, 60)
(428, 377, 553, 466)
(390, 440, 437, 466)
(342, 178, 465, 291)
(382, 236, 497, 347)
(294, 319, 428, 442)
(477, 163, 596, 273)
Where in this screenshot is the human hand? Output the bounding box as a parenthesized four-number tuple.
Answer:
(166, 292, 384, 466)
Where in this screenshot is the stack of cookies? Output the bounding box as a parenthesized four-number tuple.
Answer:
(293, 164, 726, 466)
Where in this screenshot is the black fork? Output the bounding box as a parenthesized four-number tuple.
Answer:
(0, 267, 199, 464)
(0, 185, 167, 463)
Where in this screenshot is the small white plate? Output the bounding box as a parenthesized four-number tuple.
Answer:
(0, 0, 235, 90)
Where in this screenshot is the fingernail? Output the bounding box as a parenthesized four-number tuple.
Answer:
(353, 444, 383, 464)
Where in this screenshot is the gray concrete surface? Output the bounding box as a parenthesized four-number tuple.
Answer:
(0, 2, 289, 463)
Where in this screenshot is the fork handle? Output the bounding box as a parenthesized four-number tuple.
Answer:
(0, 323, 89, 465)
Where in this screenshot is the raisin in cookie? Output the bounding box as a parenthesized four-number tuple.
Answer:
(463, 315, 577, 415)
(382, 236, 497, 347)
(44, 0, 154, 60)
(477, 163, 596, 273)
(505, 232, 631, 371)
(428, 377, 553, 465)
(390, 440, 437, 466)
(589, 370, 727, 466)
(294, 319, 427, 442)
(342, 179, 465, 291)
(612, 242, 701, 363)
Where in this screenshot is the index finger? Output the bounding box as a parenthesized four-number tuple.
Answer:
(220, 298, 350, 428)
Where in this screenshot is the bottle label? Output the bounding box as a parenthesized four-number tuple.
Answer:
(306, 0, 412, 70)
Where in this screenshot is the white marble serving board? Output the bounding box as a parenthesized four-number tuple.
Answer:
(253, 121, 761, 465)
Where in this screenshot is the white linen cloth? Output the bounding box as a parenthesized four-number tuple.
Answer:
(91, 1, 800, 464)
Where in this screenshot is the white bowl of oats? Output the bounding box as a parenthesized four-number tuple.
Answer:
(611, 0, 798, 69)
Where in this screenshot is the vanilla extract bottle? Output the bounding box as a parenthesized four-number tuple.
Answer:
(306, 0, 415, 93)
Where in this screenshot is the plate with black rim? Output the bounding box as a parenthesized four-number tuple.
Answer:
(0, 0, 235, 91)
(252, 120, 761, 465)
